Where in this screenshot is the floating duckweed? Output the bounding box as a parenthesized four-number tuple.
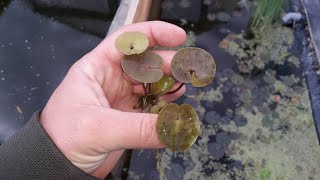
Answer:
(198, 84, 223, 102)
(171, 47, 216, 87)
(121, 50, 164, 83)
(147, 22, 320, 180)
(259, 167, 271, 180)
(261, 115, 275, 128)
(279, 75, 300, 87)
(156, 103, 200, 151)
(263, 70, 277, 84)
(231, 74, 245, 86)
(287, 56, 300, 67)
(115, 32, 149, 55)
(233, 114, 248, 127)
(239, 91, 252, 104)
(226, 26, 295, 74)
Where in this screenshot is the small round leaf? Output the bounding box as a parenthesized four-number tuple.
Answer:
(121, 51, 164, 83)
(156, 103, 200, 151)
(151, 75, 176, 95)
(150, 100, 168, 114)
(171, 47, 216, 87)
(115, 32, 149, 55)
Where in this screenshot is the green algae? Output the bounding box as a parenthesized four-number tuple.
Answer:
(259, 167, 271, 180)
(196, 84, 224, 102)
(226, 25, 295, 74)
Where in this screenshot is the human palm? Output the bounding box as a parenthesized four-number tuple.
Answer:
(40, 21, 186, 178)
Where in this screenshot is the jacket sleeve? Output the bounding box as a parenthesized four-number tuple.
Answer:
(0, 111, 97, 180)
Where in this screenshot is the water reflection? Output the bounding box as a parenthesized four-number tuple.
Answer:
(0, 0, 118, 143)
(30, 0, 119, 37)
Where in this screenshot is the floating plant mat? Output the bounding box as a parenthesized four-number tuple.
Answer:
(128, 1, 320, 180)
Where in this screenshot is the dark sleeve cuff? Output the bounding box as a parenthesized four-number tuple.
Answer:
(0, 111, 98, 180)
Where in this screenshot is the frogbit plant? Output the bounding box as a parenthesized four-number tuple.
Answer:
(115, 31, 216, 151)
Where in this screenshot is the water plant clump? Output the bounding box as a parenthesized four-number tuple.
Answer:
(126, 1, 320, 179)
(128, 18, 320, 180)
(225, 25, 295, 74)
(115, 32, 216, 151)
(250, 0, 286, 33)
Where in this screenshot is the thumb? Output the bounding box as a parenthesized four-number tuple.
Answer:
(99, 109, 165, 150)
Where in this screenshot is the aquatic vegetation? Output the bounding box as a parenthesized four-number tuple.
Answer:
(115, 32, 149, 55)
(225, 25, 295, 74)
(151, 75, 176, 95)
(128, 4, 320, 178)
(121, 51, 164, 83)
(250, 0, 286, 33)
(237, 0, 252, 12)
(156, 103, 200, 151)
(149, 25, 319, 180)
(116, 32, 216, 152)
(150, 99, 168, 114)
(171, 47, 216, 87)
(258, 166, 271, 180)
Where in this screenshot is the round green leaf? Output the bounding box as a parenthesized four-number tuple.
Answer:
(171, 47, 216, 87)
(121, 50, 164, 83)
(156, 103, 200, 151)
(115, 32, 149, 55)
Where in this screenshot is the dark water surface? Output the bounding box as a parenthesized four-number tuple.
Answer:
(0, 0, 118, 143)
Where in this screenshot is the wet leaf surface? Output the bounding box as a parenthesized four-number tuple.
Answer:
(171, 47, 216, 87)
(115, 32, 149, 55)
(121, 51, 164, 83)
(150, 99, 168, 114)
(156, 103, 200, 151)
(151, 75, 176, 95)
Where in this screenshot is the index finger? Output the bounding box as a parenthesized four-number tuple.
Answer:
(93, 21, 187, 61)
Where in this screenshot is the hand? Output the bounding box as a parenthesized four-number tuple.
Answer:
(39, 21, 186, 178)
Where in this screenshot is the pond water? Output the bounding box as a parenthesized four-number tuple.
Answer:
(129, 1, 320, 179)
(0, 0, 118, 143)
(1, 0, 319, 179)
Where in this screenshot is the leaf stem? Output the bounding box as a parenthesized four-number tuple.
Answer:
(166, 83, 185, 95)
